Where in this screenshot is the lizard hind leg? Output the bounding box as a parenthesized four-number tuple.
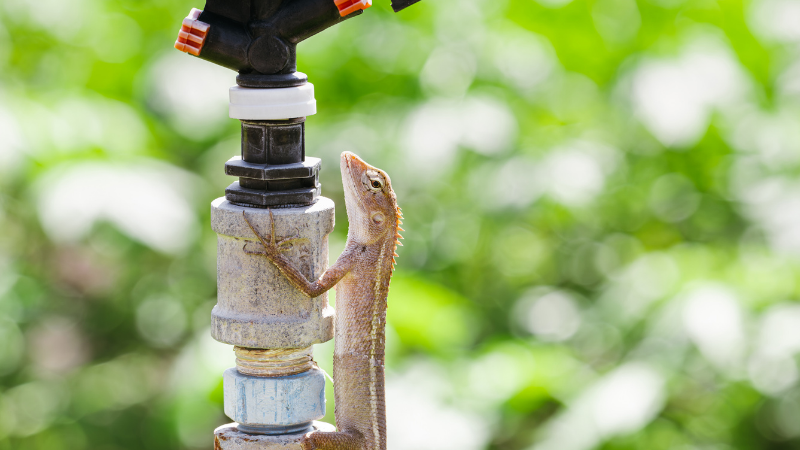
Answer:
(301, 430, 364, 450)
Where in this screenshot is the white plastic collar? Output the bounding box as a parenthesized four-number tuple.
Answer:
(229, 83, 316, 120)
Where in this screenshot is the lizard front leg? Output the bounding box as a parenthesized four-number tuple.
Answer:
(243, 210, 356, 298)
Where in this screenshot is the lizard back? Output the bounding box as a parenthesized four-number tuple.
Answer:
(332, 237, 396, 450)
(329, 152, 402, 450)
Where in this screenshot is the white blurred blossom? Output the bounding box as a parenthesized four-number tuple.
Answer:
(600, 252, 680, 323)
(533, 363, 665, 450)
(76, 13, 142, 63)
(49, 96, 148, 155)
(388, 361, 490, 450)
(517, 288, 582, 342)
(421, 45, 477, 98)
(725, 106, 800, 168)
(542, 141, 619, 206)
(169, 327, 234, 448)
(0, 105, 25, 174)
(491, 26, 557, 91)
(474, 140, 620, 210)
(480, 156, 544, 209)
(0, 381, 67, 437)
(748, 0, 800, 43)
(2, 0, 95, 40)
(628, 36, 752, 147)
(35, 160, 200, 254)
(467, 346, 533, 405)
(776, 59, 800, 100)
(681, 283, 746, 372)
(355, 19, 418, 72)
(403, 95, 517, 172)
(148, 53, 233, 140)
(748, 304, 800, 395)
(734, 176, 800, 257)
(136, 296, 188, 348)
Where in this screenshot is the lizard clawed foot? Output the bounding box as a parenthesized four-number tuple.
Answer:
(242, 242, 268, 256)
(242, 240, 296, 255)
(243, 210, 278, 256)
(276, 230, 303, 250)
(242, 210, 298, 256)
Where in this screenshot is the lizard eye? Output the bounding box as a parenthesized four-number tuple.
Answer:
(363, 170, 385, 191)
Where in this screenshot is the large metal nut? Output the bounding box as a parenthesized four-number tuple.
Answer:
(214, 421, 335, 450)
(223, 367, 326, 427)
(211, 198, 335, 349)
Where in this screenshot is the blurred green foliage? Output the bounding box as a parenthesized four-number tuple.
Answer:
(2, 0, 800, 449)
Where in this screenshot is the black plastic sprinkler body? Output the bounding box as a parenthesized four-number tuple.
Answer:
(176, 0, 420, 86)
(175, 0, 421, 208)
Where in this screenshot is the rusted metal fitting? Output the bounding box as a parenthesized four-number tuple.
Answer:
(214, 421, 336, 450)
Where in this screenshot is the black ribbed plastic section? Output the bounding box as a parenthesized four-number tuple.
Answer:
(224, 117, 320, 207)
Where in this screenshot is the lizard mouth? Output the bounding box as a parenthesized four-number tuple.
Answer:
(341, 151, 372, 184)
(341, 151, 368, 210)
(342, 151, 368, 171)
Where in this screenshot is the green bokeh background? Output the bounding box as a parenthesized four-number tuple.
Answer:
(2, 0, 800, 448)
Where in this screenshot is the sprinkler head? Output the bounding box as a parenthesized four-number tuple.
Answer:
(175, 0, 422, 87)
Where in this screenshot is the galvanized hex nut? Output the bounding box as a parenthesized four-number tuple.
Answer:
(223, 367, 326, 427)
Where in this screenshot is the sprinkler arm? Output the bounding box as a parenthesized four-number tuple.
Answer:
(175, 0, 421, 77)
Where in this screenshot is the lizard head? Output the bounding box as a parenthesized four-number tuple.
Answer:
(340, 151, 400, 245)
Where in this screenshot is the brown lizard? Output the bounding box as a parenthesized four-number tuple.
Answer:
(242, 151, 403, 450)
